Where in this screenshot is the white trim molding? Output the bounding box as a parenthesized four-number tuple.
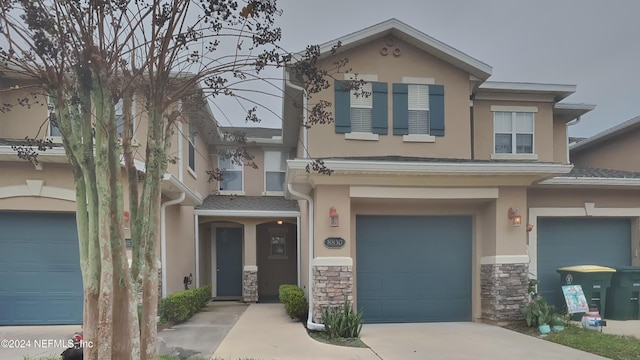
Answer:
(349, 186, 499, 199)
(312, 257, 353, 267)
(480, 255, 530, 265)
(344, 73, 378, 82)
(194, 209, 301, 217)
(490, 105, 539, 113)
(243, 265, 258, 272)
(402, 76, 435, 85)
(528, 205, 640, 278)
(344, 132, 379, 141)
(403, 134, 436, 143)
(0, 182, 75, 201)
(539, 177, 640, 187)
(491, 153, 539, 161)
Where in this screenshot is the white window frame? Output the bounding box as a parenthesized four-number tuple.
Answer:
(47, 96, 62, 142)
(268, 227, 289, 260)
(188, 122, 196, 176)
(491, 106, 538, 160)
(402, 77, 436, 143)
(218, 152, 244, 195)
(343, 73, 379, 141)
(263, 150, 287, 195)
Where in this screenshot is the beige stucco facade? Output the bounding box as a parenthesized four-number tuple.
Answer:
(571, 126, 640, 171)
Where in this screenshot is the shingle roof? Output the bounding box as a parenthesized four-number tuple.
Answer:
(198, 195, 299, 212)
(565, 167, 640, 179)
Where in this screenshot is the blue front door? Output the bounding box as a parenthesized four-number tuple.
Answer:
(0, 212, 83, 325)
(216, 227, 243, 297)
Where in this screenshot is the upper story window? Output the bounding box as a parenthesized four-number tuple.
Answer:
(115, 99, 124, 136)
(392, 80, 445, 141)
(47, 97, 61, 138)
(494, 111, 534, 154)
(219, 153, 243, 192)
(188, 122, 196, 172)
(264, 151, 288, 193)
(334, 76, 388, 140)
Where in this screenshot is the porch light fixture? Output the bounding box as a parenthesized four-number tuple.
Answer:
(508, 207, 522, 227)
(277, 220, 283, 225)
(329, 207, 339, 227)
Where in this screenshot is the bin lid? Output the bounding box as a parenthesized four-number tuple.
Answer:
(557, 265, 616, 273)
(615, 266, 640, 273)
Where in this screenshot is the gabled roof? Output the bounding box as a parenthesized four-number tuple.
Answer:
(570, 114, 640, 153)
(303, 18, 492, 80)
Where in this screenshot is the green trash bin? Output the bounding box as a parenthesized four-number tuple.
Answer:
(605, 266, 640, 320)
(557, 265, 616, 319)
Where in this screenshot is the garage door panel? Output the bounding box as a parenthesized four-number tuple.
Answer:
(538, 217, 631, 311)
(0, 212, 83, 325)
(357, 215, 472, 323)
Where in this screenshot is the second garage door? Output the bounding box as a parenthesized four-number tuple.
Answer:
(537, 217, 631, 311)
(356, 215, 472, 323)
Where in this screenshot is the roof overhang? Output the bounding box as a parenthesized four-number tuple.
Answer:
(537, 176, 640, 188)
(194, 209, 300, 217)
(291, 18, 492, 81)
(570, 114, 640, 153)
(161, 173, 203, 206)
(0, 145, 68, 165)
(475, 82, 576, 102)
(286, 158, 573, 190)
(554, 103, 596, 123)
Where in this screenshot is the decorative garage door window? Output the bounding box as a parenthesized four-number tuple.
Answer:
(269, 227, 288, 259)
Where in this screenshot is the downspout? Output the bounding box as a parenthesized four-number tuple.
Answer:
(285, 69, 308, 159)
(195, 214, 200, 288)
(161, 193, 185, 298)
(287, 183, 324, 331)
(178, 121, 184, 182)
(566, 116, 582, 164)
(296, 215, 301, 287)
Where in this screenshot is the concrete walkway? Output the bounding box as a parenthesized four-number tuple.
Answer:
(158, 301, 248, 359)
(212, 304, 615, 360)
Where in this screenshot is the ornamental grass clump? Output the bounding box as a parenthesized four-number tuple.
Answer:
(321, 297, 363, 339)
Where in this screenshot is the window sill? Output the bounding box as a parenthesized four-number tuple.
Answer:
(344, 132, 379, 141)
(491, 153, 539, 161)
(218, 190, 245, 196)
(187, 167, 197, 179)
(403, 134, 436, 143)
(268, 255, 288, 260)
(262, 191, 285, 196)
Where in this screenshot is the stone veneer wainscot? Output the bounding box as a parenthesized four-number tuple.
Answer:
(312, 263, 353, 323)
(243, 266, 259, 303)
(480, 262, 529, 322)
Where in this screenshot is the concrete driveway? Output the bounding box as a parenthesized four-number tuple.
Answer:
(361, 322, 609, 360)
(0, 324, 82, 359)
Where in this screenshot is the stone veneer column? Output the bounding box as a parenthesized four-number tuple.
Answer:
(243, 265, 258, 303)
(480, 256, 529, 322)
(312, 257, 353, 323)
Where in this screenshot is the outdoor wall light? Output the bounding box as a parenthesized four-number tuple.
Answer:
(329, 207, 339, 227)
(276, 220, 283, 225)
(508, 207, 522, 227)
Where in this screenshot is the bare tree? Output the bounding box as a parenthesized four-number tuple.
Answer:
(0, 1, 349, 359)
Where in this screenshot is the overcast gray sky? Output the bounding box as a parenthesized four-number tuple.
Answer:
(214, 0, 640, 138)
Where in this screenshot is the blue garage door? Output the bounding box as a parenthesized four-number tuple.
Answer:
(537, 217, 631, 311)
(356, 215, 472, 323)
(0, 212, 83, 325)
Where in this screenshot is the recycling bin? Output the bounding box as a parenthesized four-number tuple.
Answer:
(557, 265, 616, 319)
(605, 266, 640, 320)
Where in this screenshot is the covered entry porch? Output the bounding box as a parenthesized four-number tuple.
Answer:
(195, 196, 300, 302)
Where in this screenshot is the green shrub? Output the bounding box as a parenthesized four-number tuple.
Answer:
(159, 285, 212, 323)
(278, 284, 298, 304)
(524, 296, 555, 327)
(321, 297, 363, 339)
(284, 291, 309, 321)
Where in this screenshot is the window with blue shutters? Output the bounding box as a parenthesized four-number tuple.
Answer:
(334, 79, 388, 136)
(393, 83, 445, 137)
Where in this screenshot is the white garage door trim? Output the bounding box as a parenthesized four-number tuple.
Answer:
(528, 204, 640, 278)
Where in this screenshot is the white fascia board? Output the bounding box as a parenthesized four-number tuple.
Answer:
(193, 209, 300, 217)
(539, 177, 640, 187)
(287, 159, 573, 175)
(0, 145, 67, 156)
(479, 81, 576, 93)
(554, 102, 597, 111)
(162, 173, 203, 205)
(246, 137, 284, 145)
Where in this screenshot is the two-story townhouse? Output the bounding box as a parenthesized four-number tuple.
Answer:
(274, 18, 640, 326)
(0, 73, 215, 325)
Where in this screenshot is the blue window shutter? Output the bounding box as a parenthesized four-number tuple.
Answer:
(429, 84, 445, 136)
(334, 80, 350, 134)
(371, 82, 388, 135)
(392, 83, 409, 135)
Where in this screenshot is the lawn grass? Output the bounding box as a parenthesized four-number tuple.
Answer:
(503, 321, 640, 360)
(546, 326, 640, 360)
(306, 329, 368, 348)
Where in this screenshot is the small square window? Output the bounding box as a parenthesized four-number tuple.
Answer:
(125, 238, 132, 249)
